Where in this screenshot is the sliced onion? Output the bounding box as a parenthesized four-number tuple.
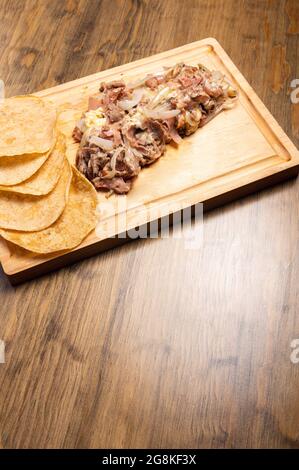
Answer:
(80, 127, 93, 147)
(125, 148, 134, 166)
(124, 147, 137, 164)
(221, 101, 235, 110)
(127, 75, 153, 89)
(153, 69, 166, 78)
(118, 88, 144, 111)
(211, 70, 224, 82)
(143, 107, 180, 120)
(150, 86, 171, 108)
(129, 146, 143, 159)
(123, 147, 141, 175)
(76, 118, 86, 132)
(103, 147, 124, 179)
(110, 148, 119, 172)
(169, 127, 183, 144)
(127, 68, 167, 89)
(89, 135, 114, 151)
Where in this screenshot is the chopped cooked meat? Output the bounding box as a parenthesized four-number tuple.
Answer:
(88, 95, 102, 111)
(122, 117, 166, 166)
(93, 176, 132, 194)
(72, 126, 83, 143)
(145, 77, 159, 89)
(99, 147, 140, 180)
(164, 63, 185, 80)
(202, 80, 223, 98)
(98, 125, 122, 146)
(123, 148, 140, 176)
(76, 147, 98, 176)
(87, 80, 130, 125)
(100, 80, 129, 107)
(99, 80, 126, 92)
(106, 103, 125, 123)
(87, 152, 110, 180)
(74, 63, 238, 194)
(113, 147, 140, 178)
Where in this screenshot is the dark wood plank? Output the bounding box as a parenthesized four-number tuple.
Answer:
(1, 0, 299, 448)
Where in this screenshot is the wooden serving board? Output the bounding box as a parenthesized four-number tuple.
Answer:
(1, 38, 299, 284)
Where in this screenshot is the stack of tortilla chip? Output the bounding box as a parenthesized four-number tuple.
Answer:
(0, 95, 97, 253)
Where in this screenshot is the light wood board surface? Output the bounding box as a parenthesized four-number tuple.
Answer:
(0, 0, 299, 449)
(1, 37, 298, 283)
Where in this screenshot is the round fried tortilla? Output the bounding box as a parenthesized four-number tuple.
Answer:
(0, 166, 97, 253)
(0, 95, 56, 157)
(0, 149, 52, 186)
(0, 158, 72, 231)
(0, 133, 66, 195)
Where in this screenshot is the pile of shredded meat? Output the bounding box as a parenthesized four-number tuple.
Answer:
(73, 63, 238, 194)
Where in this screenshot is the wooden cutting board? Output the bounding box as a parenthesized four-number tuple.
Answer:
(1, 37, 298, 284)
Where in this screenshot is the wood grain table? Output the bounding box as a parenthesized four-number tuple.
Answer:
(1, 0, 299, 449)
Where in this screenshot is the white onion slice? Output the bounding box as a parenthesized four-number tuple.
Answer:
(143, 107, 180, 120)
(110, 148, 119, 172)
(169, 128, 183, 144)
(126, 70, 166, 89)
(221, 102, 235, 110)
(130, 146, 143, 159)
(80, 127, 93, 147)
(153, 70, 166, 78)
(118, 88, 144, 111)
(125, 147, 137, 165)
(150, 86, 171, 108)
(103, 147, 124, 179)
(211, 70, 224, 82)
(127, 75, 153, 89)
(76, 118, 86, 132)
(89, 135, 114, 151)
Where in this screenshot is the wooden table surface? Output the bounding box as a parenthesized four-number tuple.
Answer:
(1, 0, 299, 449)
